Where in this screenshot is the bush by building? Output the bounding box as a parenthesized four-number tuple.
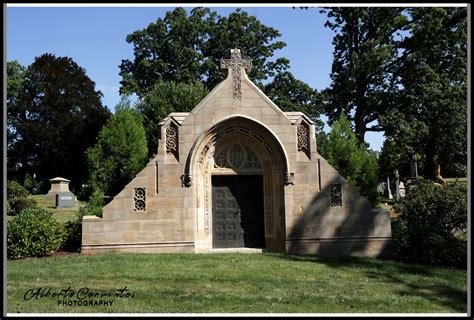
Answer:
(393, 182, 467, 268)
(7, 207, 65, 259)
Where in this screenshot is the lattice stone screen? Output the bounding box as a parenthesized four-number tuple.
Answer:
(330, 184, 342, 207)
(297, 123, 311, 158)
(134, 187, 147, 211)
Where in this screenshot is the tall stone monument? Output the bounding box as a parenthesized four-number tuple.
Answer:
(82, 49, 393, 257)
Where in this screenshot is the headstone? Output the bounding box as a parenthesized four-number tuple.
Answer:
(56, 192, 75, 208)
(45, 177, 73, 200)
(377, 182, 385, 195)
(399, 182, 406, 197)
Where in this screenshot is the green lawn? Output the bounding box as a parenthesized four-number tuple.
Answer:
(28, 194, 83, 223)
(7, 253, 467, 314)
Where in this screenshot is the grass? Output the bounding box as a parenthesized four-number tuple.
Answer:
(6, 253, 467, 314)
(28, 194, 83, 223)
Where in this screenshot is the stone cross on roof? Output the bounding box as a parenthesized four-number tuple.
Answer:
(220, 48, 252, 101)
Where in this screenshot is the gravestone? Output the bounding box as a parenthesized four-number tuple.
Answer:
(399, 182, 406, 197)
(56, 192, 75, 208)
(81, 49, 393, 258)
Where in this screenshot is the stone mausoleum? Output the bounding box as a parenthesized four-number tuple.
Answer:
(82, 49, 393, 257)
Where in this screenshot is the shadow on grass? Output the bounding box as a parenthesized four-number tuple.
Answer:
(265, 253, 467, 313)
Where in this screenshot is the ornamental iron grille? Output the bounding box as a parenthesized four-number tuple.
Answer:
(134, 187, 147, 211)
(297, 123, 310, 158)
(330, 184, 342, 207)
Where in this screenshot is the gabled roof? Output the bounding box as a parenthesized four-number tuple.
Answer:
(158, 112, 190, 126)
(284, 112, 315, 125)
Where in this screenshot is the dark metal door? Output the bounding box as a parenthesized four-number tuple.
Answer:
(212, 175, 264, 248)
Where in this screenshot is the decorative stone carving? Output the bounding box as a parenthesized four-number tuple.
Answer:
(330, 184, 342, 207)
(228, 144, 245, 168)
(181, 174, 193, 187)
(133, 187, 146, 211)
(220, 49, 252, 102)
(166, 123, 179, 160)
(285, 172, 294, 186)
(244, 149, 261, 169)
(213, 143, 261, 170)
(297, 123, 310, 158)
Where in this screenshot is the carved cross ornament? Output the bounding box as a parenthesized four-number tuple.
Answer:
(220, 49, 252, 101)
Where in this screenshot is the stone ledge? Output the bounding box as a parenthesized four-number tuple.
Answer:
(81, 241, 195, 255)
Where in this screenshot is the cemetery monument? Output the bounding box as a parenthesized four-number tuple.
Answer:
(82, 49, 393, 257)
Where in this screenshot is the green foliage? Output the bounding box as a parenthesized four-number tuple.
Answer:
(323, 115, 379, 203)
(7, 180, 37, 216)
(8, 198, 38, 216)
(316, 130, 329, 157)
(263, 71, 323, 131)
(321, 7, 409, 142)
(62, 190, 104, 252)
(7, 207, 65, 259)
(119, 8, 289, 96)
(320, 8, 467, 178)
(393, 182, 467, 268)
(7, 54, 111, 191)
(134, 80, 208, 156)
(61, 210, 88, 252)
(381, 8, 467, 178)
(7, 180, 29, 199)
(81, 190, 105, 217)
(7, 60, 26, 109)
(86, 97, 148, 196)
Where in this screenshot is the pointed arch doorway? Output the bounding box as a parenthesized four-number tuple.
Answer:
(185, 116, 290, 253)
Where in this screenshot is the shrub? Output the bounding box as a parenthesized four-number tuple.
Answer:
(7, 180, 29, 199)
(61, 190, 105, 252)
(393, 182, 467, 268)
(7, 180, 37, 216)
(61, 210, 88, 252)
(81, 190, 105, 217)
(7, 207, 65, 259)
(8, 197, 38, 216)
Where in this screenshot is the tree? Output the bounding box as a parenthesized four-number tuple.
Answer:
(86, 96, 148, 197)
(324, 114, 379, 203)
(119, 7, 290, 96)
(320, 7, 467, 178)
(7, 61, 26, 154)
(320, 7, 409, 143)
(382, 7, 467, 178)
(7, 54, 111, 191)
(134, 80, 209, 157)
(263, 71, 324, 131)
(7, 61, 26, 108)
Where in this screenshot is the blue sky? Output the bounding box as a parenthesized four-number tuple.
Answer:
(6, 5, 385, 151)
